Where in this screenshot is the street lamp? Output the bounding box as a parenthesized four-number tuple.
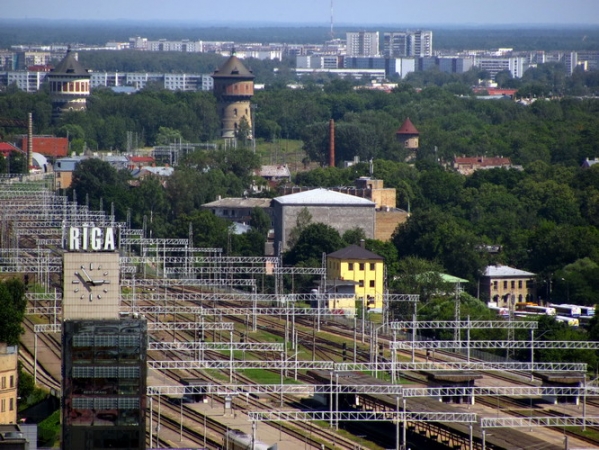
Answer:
(561, 277, 570, 302)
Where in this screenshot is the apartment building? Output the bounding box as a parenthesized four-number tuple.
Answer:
(383, 30, 433, 58)
(0, 344, 18, 425)
(346, 32, 380, 57)
(476, 56, 526, 79)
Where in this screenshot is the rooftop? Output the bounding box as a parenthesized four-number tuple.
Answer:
(328, 244, 383, 260)
(50, 48, 89, 76)
(483, 264, 535, 277)
(212, 54, 254, 79)
(274, 188, 375, 207)
(396, 117, 419, 135)
(202, 197, 272, 209)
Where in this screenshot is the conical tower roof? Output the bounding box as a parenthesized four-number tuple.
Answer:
(212, 54, 254, 79)
(396, 117, 419, 135)
(50, 48, 89, 76)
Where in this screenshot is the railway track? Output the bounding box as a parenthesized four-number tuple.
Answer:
(22, 279, 599, 450)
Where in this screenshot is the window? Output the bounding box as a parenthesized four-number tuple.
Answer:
(359, 263, 365, 271)
(9, 398, 13, 411)
(518, 280, 523, 289)
(1, 399, 5, 412)
(503, 281, 508, 289)
(348, 263, 354, 271)
(493, 281, 498, 290)
(511, 280, 515, 289)
(9, 376, 13, 388)
(369, 280, 375, 288)
(359, 280, 364, 287)
(370, 263, 375, 270)
(1, 377, 5, 389)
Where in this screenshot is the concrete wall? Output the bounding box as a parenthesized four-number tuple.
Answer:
(274, 203, 375, 252)
(375, 210, 409, 241)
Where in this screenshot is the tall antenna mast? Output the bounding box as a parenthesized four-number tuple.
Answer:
(330, 0, 334, 40)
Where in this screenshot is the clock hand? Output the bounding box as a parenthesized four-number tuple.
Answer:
(75, 273, 92, 292)
(80, 267, 93, 283)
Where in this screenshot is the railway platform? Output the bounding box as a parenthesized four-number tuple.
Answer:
(536, 371, 585, 405)
(422, 371, 483, 404)
(308, 369, 597, 450)
(187, 401, 321, 449)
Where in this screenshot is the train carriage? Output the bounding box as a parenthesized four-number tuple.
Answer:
(224, 429, 277, 450)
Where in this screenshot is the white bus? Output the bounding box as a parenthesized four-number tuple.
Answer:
(550, 304, 582, 318)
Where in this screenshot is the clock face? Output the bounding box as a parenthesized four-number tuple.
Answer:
(71, 262, 111, 302)
(63, 252, 120, 320)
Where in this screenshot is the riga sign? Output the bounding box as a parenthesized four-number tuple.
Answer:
(68, 226, 116, 251)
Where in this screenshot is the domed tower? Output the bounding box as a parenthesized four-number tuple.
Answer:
(396, 117, 419, 161)
(47, 48, 91, 120)
(211, 53, 255, 139)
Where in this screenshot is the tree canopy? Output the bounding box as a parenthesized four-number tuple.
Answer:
(0, 279, 27, 346)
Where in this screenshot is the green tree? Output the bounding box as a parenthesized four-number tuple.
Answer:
(284, 223, 344, 266)
(236, 116, 252, 145)
(171, 210, 229, 250)
(287, 207, 313, 249)
(392, 257, 449, 302)
(134, 177, 170, 237)
(342, 227, 366, 246)
(533, 315, 596, 369)
(555, 258, 599, 306)
(155, 126, 183, 146)
(0, 279, 27, 345)
(67, 158, 132, 220)
(249, 207, 271, 237)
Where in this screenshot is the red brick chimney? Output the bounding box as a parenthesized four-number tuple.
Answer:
(329, 119, 335, 167)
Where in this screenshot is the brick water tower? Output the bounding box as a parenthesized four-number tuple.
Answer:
(47, 48, 91, 120)
(211, 52, 255, 139)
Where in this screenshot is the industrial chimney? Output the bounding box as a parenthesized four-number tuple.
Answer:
(329, 119, 335, 167)
(27, 112, 33, 174)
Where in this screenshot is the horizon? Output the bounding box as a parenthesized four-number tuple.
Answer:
(3, 18, 599, 29)
(3, 0, 599, 26)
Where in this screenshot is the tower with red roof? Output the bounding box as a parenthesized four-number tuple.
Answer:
(395, 117, 419, 161)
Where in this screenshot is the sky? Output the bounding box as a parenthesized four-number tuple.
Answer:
(2, 0, 599, 25)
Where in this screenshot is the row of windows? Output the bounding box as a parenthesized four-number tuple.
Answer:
(335, 262, 377, 271)
(50, 80, 89, 93)
(357, 280, 376, 288)
(0, 398, 14, 413)
(493, 280, 529, 290)
(0, 376, 14, 390)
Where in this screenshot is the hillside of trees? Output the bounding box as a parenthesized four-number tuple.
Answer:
(1, 71, 599, 306)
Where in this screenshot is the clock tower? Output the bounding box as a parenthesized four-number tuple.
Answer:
(61, 226, 147, 450)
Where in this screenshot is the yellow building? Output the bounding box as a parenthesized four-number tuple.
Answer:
(327, 244, 385, 311)
(481, 264, 536, 309)
(0, 344, 18, 424)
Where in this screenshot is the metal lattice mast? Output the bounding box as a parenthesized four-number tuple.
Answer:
(454, 283, 461, 344)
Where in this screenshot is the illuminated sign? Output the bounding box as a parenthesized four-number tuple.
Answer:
(68, 226, 116, 251)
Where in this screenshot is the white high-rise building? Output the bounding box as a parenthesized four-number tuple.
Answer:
(346, 32, 380, 57)
(384, 30, 433, 58)
(412, 30, 433, 57)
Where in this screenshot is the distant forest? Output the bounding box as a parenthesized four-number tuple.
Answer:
(1, 20, 599, 51)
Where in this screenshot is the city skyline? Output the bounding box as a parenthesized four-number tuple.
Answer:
(3, 0, 599, 25)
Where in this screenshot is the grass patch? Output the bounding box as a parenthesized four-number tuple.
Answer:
(38, 409, 61, 448)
